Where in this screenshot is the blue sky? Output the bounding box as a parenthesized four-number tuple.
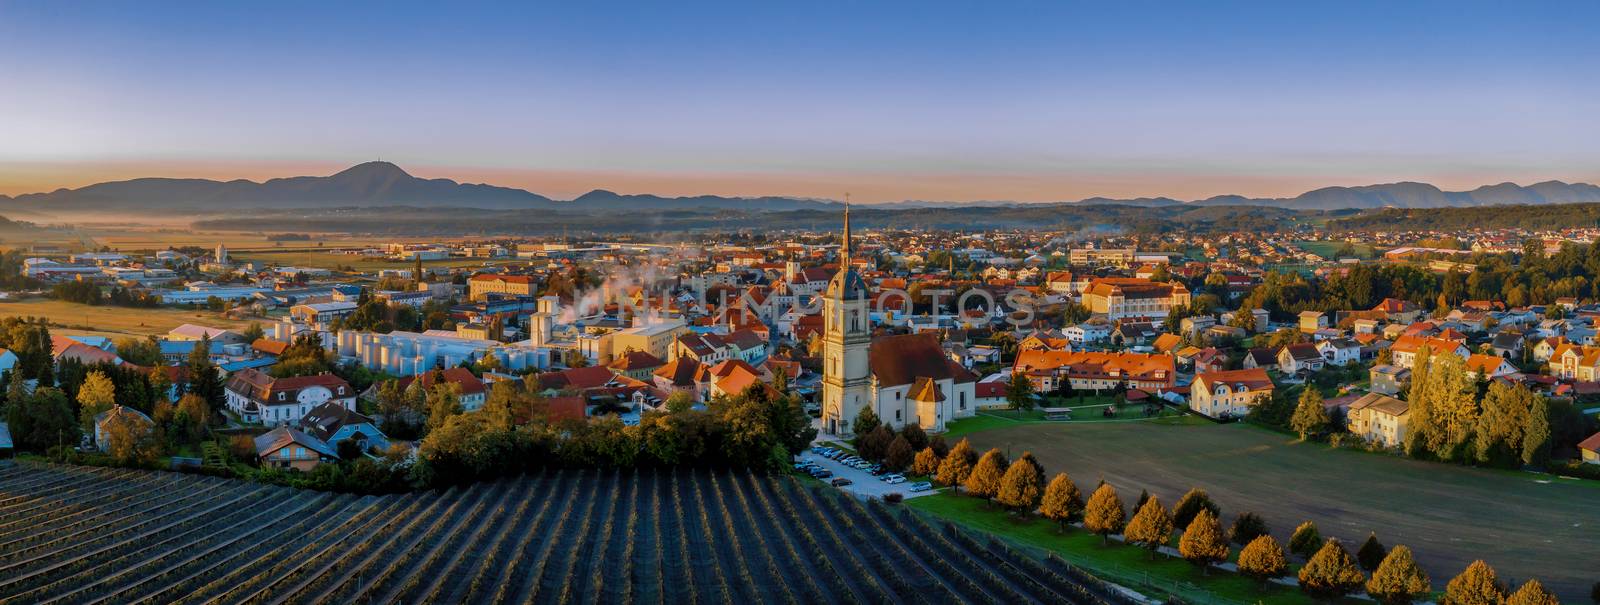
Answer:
(1, 1, 1596, 201)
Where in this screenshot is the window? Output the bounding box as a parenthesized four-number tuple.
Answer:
(895, 410, 902, 422)
(277, 392, 285, 401)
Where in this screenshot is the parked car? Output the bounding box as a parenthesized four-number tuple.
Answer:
(812, 469, 833, 479)
(907, 481, 932, 492)
(853, 461, 873, 470)
(884, 475, 907, 484)
(831, 478, 853, 487)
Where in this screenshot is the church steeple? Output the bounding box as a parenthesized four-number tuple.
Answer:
(841, 193, 852, 265)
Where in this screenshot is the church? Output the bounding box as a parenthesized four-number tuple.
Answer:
(819, 204, 978, 437)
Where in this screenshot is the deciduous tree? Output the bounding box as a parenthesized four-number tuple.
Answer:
(1124, 496, 1174, 559)
(964, 448, 1008, 499)
(1178, 509, 1229, 573)
(1298, 539, 1365, 598)
(1083, 483, 1125, 544)
(885, 435, 914, 472)
(935, 438, 977, 488)
(1289, 521, 1323, 560)
(1366, 545, 1431, 605)
(1291, 388, 1330, 440)
(911, 447, 941, 476)
(76, 370, 117, 430)
(1229, 512, 1270, 546)
(1237, 535, 1289, 585)
(1505, 579, 1559, 605)
(995, 452, 1045, 513)
(1038, 473, 1085, 530)
(1443, 560, 1505, 605)
(1171, 487, 1220, 530)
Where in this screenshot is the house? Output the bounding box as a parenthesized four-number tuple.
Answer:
(1189, 368, 1274, 419)
(671, 332, 732, 365)
(973, 373, 1009, 409)
(1111, 322, 1158, 347)
(0, 348, 19, 377)
(1533, 336, 1569, 363)
(652, 357, 702, 398)
(1019, 332, 1073, 352)
(298, 401, 390, 454)
(1580, 432, 1600, 465)
(1062, 322, 1111, 344)
(1152, 333, 1184, 355)
(1241, 347, 1277, 370)
(93, 405, 154, 451)
(168, 323, 247, 344)
(1490, 332, 1524, 359)
(253, 425, 339, 471)
(1013, 350, 1175, 393)
(0, 421, 11, 459)
(225, 369, 357, 425)
(396, 367, 488, 411)
(1464, 354, 1518, 380)
(1347, 392, 1409, 448)
(1297, 311, 1328, 333)
(1388, 335, 1470, 369)
(289, 301, 359, 325)
(1369, 364, 1411, 396)
(609, 350, 666, 381)
(1316, 339, 1362, 366)
(1372, 298, 1423, 324)
(1277, 343, 1325, 375)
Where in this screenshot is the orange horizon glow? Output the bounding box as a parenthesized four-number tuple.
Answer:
(1, 159, 1596, 205)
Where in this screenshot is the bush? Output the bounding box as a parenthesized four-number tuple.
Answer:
(883, 493, 904, 504)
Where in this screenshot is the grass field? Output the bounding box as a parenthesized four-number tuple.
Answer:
(231, 249, 524, 271)
(1294, 240, 1382, 260)
(0, 298, 256, 338)
(962, 420, 1597, 600)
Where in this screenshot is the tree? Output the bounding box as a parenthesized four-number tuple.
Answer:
(1083, 483, 1126, 544)
(1298, 539, 1366, 598)
(1289, 521, 1323, 560)
(965, 448, 1008, 499)
(174, 393, 211, 443)
(1357, 533, 1387, 571)
(76, 370, 118, 430)
(1443, 560, 1506, 605)
(1038, 473, 1085, 530)
(1124, 496, 1174, 559)
(1229, 512, 1270, 546)
(481, 381, 517, 430)
(1178, 509, 1229, 573)
(424, 383, 463, 433)
(852, 406, 881, 443)
(183, 334, 224, 413)
(935, 438, 977, 488)
(103, 411, 159, 466)
(1506, 579, 1559, 605)
(1366, 546, 1432, 605)
(241, 322, 265, 343)
(1006, 371, 1037, 411)
(664, 391, 695, 414)
(1171, 487, 1220, 530)
(858, 425, 894, 462)
(911, 447, 941, 476)
(995, 453, 1045, 513)
(1291, 387, 1330, 440)
(1521, 396, 1553, 468)
(6, 387, 78, 451)
(884, 435, 914, 472)
(1237, 535, 1289, 585)
(899, 423, 929, 451)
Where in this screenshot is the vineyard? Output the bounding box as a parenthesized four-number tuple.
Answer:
(0, 463, 1128, 604)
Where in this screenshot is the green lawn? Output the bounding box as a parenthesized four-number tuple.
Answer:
(957, 420, 1598, 601)
(910, 492, 1332, 605)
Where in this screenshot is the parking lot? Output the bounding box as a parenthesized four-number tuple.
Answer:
(795, 450, 939, 501)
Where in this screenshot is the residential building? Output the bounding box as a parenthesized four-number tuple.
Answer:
(298, 402, 390, 454)
(93, 405, 154, 451)
(1369, 364, 1411, 396)
(225, 369, 356, 425)
(396, 367, 488, 411)
(1189, 368, 1274, 419)
(1348, 392, 1409, 448)
(469, 274, 537, 301)
(1081, 278, 1191, 324)
(1012, 350, 1175, 392)
(254, 426, 339, 471)
(1277, 343, 1325, 375)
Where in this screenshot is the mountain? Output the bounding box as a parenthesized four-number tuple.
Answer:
(0, 161, 555, 211)
(2, 161, 1596, 212)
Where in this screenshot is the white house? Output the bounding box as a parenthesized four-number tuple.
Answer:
(1316, 338, 1362, 366)
(225, 368, 356, 425)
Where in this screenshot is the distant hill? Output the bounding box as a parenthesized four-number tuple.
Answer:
(0, 162, 554, 211)
(2, 161, 1596, 212)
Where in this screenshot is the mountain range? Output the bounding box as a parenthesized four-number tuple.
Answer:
(2, 161, 1597, 213)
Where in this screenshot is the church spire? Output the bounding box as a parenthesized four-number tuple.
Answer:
(841, 193, 852, 265)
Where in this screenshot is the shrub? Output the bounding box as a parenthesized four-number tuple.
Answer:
(882, 493, 904, 504)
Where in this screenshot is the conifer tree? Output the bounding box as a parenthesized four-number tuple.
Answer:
(1505, 579, 1559, 605)
(1444, 560, 1506, 605)
(1521, 396, 1553, 468)
(1171, 487, 1220, 530)
(1178, 509, 1229, 573)
(852, 405, 880, 444)
(1083, 483, 1125, 544)
(1237, 535, 1289, 585)
(996, 453, 1045, 513)
(1298, 539, 1366, 598)
(1404, 348, 1435, 457)
(1366, 545, 1431, 605)
(935, 438, 977, 488)
(1288, 521, 1324, 560)
(1123, 496, 1173, 559)
(911, 447, 941, 476)
(1038, 473, 1085, 530)
(964, 448, 1008, 499)
(1357, 533, 1387, 571)
(1291, 387, 1330, 439)
(1229, 512, 1270, 546)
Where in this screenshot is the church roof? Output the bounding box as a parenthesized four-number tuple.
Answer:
(869, 333, 967, 388)
(909, 377, 945, 402)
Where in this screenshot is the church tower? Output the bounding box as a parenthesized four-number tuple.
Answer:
(821, 198, 873, 436)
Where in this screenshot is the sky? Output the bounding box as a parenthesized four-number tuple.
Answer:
(1, 1, 1598, 202)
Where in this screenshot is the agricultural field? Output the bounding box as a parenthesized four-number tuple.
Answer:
(0, 298, 257, 338)
(230, 249, 524, 272)
(0, 463, 1126, 605)
(964, 420, 1597, 600)
(1293, 240, 1382, 260)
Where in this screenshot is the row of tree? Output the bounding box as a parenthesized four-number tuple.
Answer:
(911, 436, 1558, 604)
